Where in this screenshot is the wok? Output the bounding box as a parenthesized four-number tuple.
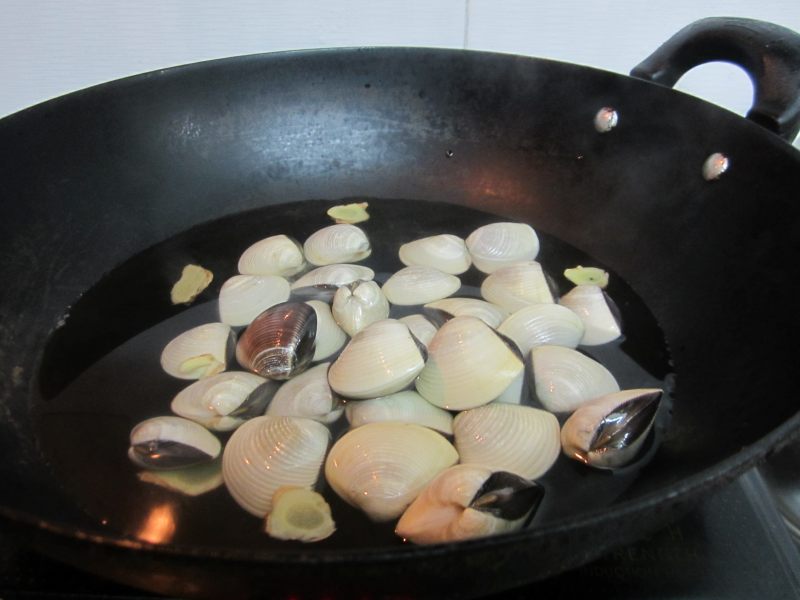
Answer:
(1, 16, 800, 599)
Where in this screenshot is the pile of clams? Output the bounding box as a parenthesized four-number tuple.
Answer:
(130, 205, 664, 545)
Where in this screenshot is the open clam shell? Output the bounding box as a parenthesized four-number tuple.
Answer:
(398, 314, 439, 349)
(303, 224, 371, 266)
(218, 275, 291, 327)
(561, 388, 662, 469)
(332, 280, 390, 337)
(381, 266, 461, 306)
(395, 465, 544, 545)
(480, 261, 556, 313)
(222, 415, 331, 517)
(265, 362, 342, 424)
(170, 371, 268, 431)
(324, 422, 458, 522)
(235, 302, 316, 380)
(453, 403, 560, 480)
(290, 264, 375, 289)
(344, 390, 454, 435)
(160, 323, 234, 380)
(416, 316, 523, 411)
(559, 284, 622, 345)
(128, 416, 222, 470)
(306, 300, 347, 361)
(238, 234, 306, 277)
(497, 304, 584, 355)
(466, 222, 540, 274)
(398, 234, 471, 275)
(424, 297, 508, 329)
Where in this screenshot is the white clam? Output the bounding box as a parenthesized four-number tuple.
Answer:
(399, 314, 438, 348)
(291, 264, 375, 289)
(238, 234, 306, 277)
(303, 224, 371, 266)
(424, 297, 508, 329)
(160, 323, 233, 380)
(466, 222, 540, 273)
(324, 422, 458, 522)
(382, 266, 461, 306)
(332, 280, 390, 337)
(497, 304, 584, 355)
(493, 370, 525, 405)
(266, 363, 342, 424)
(345, 390, 453, 435)
(454, 404, 560, 480)
(328, 319, 426, 399)
(170, 371, 268, 431)
(222, 415, 330, 517)
(416, 316, 523, 411)
(398, 234, 471, 275)
(530, 345, 620, 413)
(306, 300, 347, 361)
(480, 261, 555, 313)
(129, 416, 222, 470)
(396, 465, 543, 545)
(559, 284, 622, 345)
(218, 275, 291, 327)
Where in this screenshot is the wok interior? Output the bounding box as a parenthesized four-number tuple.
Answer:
(1, 48, 799, 555)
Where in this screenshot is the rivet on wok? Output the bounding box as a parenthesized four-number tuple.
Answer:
(702, 153, 729, 181)
(594, 107, 618, 133)
(445, 149, 454, 158)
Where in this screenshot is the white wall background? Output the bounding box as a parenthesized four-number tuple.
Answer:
(1, 0, 799, 143)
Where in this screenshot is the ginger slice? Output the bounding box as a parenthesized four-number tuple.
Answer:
(563, 266, 609, 288)
(171, 264, 213, 305)
(326, 202, 369, 224)
(265, 487, 336, 542)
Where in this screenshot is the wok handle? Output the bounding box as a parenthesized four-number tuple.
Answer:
(630, 17, 800, 142)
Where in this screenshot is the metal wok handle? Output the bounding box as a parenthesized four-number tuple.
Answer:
(630, 17, 800, 142)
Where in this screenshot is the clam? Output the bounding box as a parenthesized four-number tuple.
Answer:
(324, 422, 458, 522)
(493, 370, 525, 405)
(530, 345, 619, 413)
(424, 297, 508, 329)
(466, 222, 540, 273)
(395, 465, 544, 544)
(264, 362, 342, 424)
(559, 284, 622, 345)
(170, 371, 269, 431)
(453, 404, 560, 480)
(398, 314, 438, 348)
(480, 261, 556, 313)
(236, 302, 316, 380)
(345, 390, 454, 435)
(561, 388, 662, 469)
(128, 416, 222, 470)
(218, 275, 291, 327)
(331, 280, 390, 337)
(416, 316, 523, 410)
(398, 234, 471, 275)
(290, 284, 339, 304)
(328, 319, 426, 399)
(303, 224, 371, 266)
(497, 304, 584, 355)
(265, 487, 336, 542)
(160, 323, 234, 380)
(306, 300, 347, 361)
(238, 234, 306, 277)
(382, 266, 461, 306)
(290, 264, 374, 289)
(222, 415, 331, 516)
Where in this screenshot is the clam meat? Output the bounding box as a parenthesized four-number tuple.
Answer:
(303, 224, 371, 266)
(398, 234, 471, 275)
(160, 322, 234, 380)
(238, 234, 306, 277)
(466, 222, 540, 273)
(128, 416, 222, 470)
(332, 280, 390, 337)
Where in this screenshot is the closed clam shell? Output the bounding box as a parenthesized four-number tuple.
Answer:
(399, 314, 438, 348)
(466, 222, 540, 273)
(530, 345, 620, 413)
(324, 422, 459, 522)
(416, 316, 523, 410)
(235, 302, 316, 380)
(480, 261, 555, 313)
(345, 390, 453, 435)
(497, 304, 584, 355)
(382, 266, 461, 306)
(160, 323, 233, 380)
(454, 403, 560, 479)
(170, 371, 268, 431)
(398, 234, 471, 275)
(266, 363, 342, 424)
(424, 297, 508, 329)
(559, 284, 622, 345)
(222, 415, 331, 516)
(332, 280, 390, 337)
(328, 319, 426, 399)
(238, 234, 306, 277)
(303, 224, 371, 266)
(291, 264, 375, 289)
(218, 275, 291, 326)
(306, 300, 347, 361)
(129, 416, 222, 470)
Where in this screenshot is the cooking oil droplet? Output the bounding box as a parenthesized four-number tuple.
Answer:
(702, 152, 729, 180)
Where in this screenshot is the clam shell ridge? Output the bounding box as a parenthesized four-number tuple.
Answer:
(303, 224, 371, 266)
(222, 415, 331, 516)
(324, 422, 459, 522)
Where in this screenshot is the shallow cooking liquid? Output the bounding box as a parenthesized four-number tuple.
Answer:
(33, 199, 674, 552)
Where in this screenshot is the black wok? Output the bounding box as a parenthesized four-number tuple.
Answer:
(1, 17, 800, 599)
